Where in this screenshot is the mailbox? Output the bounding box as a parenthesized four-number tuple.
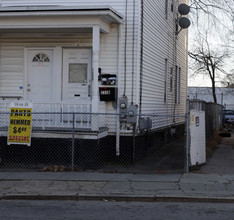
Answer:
(101, 74, 117, 85)
(99, 87, 117, 101)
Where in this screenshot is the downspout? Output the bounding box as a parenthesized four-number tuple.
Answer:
(172, 1, 178, 121)
(139, 0, 144, 114)
(123, 0, 128, 97)
(135, 0, 142, 113)
(116, 23, 123, 156)
(131, 0, 136, 164)
(131, 0, 136, 105)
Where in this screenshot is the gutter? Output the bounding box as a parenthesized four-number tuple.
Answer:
(0, 6, 124, 24)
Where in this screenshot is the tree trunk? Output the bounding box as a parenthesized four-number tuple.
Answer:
(211, 80, 217, 104)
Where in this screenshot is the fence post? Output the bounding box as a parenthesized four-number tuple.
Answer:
(185, 99, 190, 173)
(71, 112, 75, 171)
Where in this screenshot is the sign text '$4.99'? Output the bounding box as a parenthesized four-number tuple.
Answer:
(9, 109, 32, 135)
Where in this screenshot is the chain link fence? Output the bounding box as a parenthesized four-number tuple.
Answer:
(0, 112, 187, 173)
(189, 100, 224, 138)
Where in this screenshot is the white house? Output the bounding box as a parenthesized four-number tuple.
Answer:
(0, 0, 189, 138)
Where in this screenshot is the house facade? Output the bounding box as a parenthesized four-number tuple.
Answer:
(0, 0, 189, 135)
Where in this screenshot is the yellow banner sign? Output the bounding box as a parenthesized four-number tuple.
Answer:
(8, 107, 32, 146)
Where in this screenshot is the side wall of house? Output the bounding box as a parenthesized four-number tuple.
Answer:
(141, 0, 188, 115)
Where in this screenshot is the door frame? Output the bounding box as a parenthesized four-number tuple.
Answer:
(62, 47, 92, 102)
(24, 47, 57, 101)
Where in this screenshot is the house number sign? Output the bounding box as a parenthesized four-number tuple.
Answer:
(8, 102, 33, 146)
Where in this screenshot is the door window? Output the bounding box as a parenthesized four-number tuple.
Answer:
(69, 63, 87, 83)
(32, 53, 50, 62)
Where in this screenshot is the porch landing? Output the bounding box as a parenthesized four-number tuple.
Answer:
(0, 127, 108, 140)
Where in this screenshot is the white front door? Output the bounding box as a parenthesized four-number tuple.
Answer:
(27, 49, 53, 102)
(62, 49, 92, 102)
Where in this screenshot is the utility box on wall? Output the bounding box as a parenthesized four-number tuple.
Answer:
(99, 87, 117, 101)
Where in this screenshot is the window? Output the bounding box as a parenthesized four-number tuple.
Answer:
(32, 53, 50, 62)
(69, 63, 87, 83)
(164, 59, 168, 103)
(169, 67, 173, 92)
(171, 2, 174, 12)
(178, 67, 181, 104)
(165, 0, 168, 19)
(175, 67, 181, 104)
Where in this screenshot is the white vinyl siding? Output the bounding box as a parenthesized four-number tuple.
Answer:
(0, 46, 24, 97)
(141, 0, 173, 114)
(119, 0, 140, 105)
(140, 0, 187, 116)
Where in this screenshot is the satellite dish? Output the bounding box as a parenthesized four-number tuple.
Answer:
(178, 3, 190, 15)
(179, 17, 190, 29)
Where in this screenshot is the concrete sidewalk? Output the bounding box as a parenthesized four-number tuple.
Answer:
(1, 171, 234, 203)
(1, 132, 234, 203)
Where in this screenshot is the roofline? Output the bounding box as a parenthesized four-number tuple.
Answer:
(0, 6, 124, 24)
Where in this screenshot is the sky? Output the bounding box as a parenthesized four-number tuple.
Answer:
(187, 1, 234, 87)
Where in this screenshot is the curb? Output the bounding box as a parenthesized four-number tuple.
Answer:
(1, 194, 234, 203)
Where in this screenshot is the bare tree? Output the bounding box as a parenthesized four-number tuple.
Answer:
(189, 34, 229, 103)
(188, 0, 233, 102)
(190, 0, 234, 22)
(189, 0, 234, 42)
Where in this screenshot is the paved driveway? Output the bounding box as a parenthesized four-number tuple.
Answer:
(197, 130, 234, 174)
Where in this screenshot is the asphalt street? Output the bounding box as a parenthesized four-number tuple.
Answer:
(1, 200, 234, 220)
